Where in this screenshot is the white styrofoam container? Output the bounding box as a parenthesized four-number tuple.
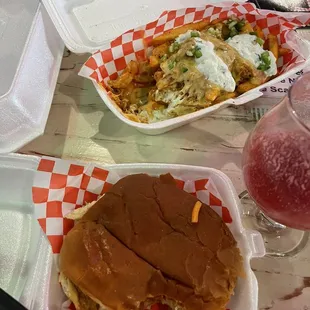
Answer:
(94, 42, 310, 135)
(42, 0, 310, 135)
(32, 155, 266, 309)
(0, 2, 64, 153)
(42, 0, 229, 54)
(42, 0, 249, 135)
(0, 153, 265, 309)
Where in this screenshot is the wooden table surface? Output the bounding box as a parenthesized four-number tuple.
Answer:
(20, 50, 310, 309)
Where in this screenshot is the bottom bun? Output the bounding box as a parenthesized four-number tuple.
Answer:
(60, 272, 101, 310)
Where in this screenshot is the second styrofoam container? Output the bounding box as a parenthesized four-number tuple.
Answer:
(41, 1, 310, 134)
(0, 2, 64, 153)
(41, 0, 249, 135)
(0, 153, 264, 309)
(93, 50, 310, 135)
(31, 157, 266, 310)
(87, 7, 310, 135)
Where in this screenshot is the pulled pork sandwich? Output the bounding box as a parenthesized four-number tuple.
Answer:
(59, 174, 243, 310)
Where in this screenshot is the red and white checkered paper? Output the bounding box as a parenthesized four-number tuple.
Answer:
(79, 2, 310, 87)
(32, 157, 236, 309)
(32, 157, 232, 254)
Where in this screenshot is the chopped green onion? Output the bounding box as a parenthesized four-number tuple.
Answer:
(235, 19, 245, 31)
(257, 63, 265, 71)
(261, 51, 271, 65)
(258, 63, 269, 71)
(250, 31, 258, 36)
(191, 31, 200, 37)
(229, 27, 238, 37)
(168, 60, 176, 70)
(228, 20, 238, 29)
(258, 51, 271, 71)
(169, 42, 180, 53)
(194, 50, 202, 58)
(187, 45, 201, 57)
(256, 37, 264, 46)
(181, 67, 188, 73)
(160, 54, 168, 62)
(261, 51, 270, 59)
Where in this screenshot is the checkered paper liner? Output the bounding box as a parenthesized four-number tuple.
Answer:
(32, 157, 233, 254)
(32, 157, 235, 309)
(79, 2, 310, 87)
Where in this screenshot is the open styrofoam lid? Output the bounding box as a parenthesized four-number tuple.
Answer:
(0, 154, 41, 300)
(42, 0, 243, 53)
(0, 0, 39, 97)
(0, 154, 55, 310)
(0, 3, 64, 154)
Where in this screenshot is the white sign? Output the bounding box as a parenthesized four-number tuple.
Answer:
(260, 67, 310, 98)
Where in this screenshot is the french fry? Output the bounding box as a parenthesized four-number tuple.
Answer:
(127, 60, 139, 75)
(240, 22, 254, 34)
(152, 42, 169, 58)
(267, 34, 279, 60)
(150, 19, 210, 46)
(154, 70, 164, 82)
(125, 113, 141, 122)
(108, 72, 133, 89)
(149, 55, 160, 68)
(205, 87, 221, 102)
(279, 47, 290, 56)
(210, 18, 225, 25)
(253, 25, 264, 40)
(214, 92, 237, 103)
(191, 201, 202, 223)
(237, 82, 257, 94)
(250, 76, 267, 86)
(263, 39, 268, 50)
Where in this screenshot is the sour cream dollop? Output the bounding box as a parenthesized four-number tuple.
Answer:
(226, 34, 277, 77)
(175, 30, 201, 44)
(194, 38, 236, 92)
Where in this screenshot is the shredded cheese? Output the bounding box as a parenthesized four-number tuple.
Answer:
(191, 201, 202, 223)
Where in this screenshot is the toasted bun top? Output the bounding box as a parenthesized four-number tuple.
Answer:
(60, 173, 243, 310)
(60, 221, 212, 310)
